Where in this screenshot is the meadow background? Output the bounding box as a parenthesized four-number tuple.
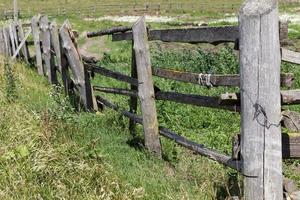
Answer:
(0, 0, 299, 199)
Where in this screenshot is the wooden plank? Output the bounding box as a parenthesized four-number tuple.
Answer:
(113, 26, 239, 44)
(95, 95, 241, 171)
(153, 68, 294, 88)
(93, 86, 137, 97)
(282, 48, 300, 65)
(16, 22, 30, 62)
(231, 134, 300, 160)
(31, 15, 44, 75)
(0, 28, 5, 55)
(11, 23, 19, 57)
(87, 26, 131, 38)
(221, 90, 300, 105)
(9, 24, 17, 55)
(87, 65, 139, 86)
(93, 86, 239, 112)
(13, 0, 18, 22)
(3, 27, 12, 56)
(40, 15, 57, 84)
(129, 41, 138, 136)
(59, 20, 94, 110)
(50, 21, 62, 73)
(239, 1, 282, 199)
(281, 90, 300, 104)
(156, 91, 239, 112)
(133, 16, 162, 157)
(282, 134, 300, 159)
(12, 28, 32, 60)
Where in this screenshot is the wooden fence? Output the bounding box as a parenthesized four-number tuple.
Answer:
(1, 1, 300, 198)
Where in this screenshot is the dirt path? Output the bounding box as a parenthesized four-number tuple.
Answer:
(79, 31, 110, 59)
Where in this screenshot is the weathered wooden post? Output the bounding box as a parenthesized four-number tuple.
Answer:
(13, 0, 18, 22)
(239, 0, 282, 199)
(129, 40, 138, 136)
(59, 20, 94, 111)
(40, 15, 57, 84)
(31, 15, 44, 75)
(132, 16, 162, 158)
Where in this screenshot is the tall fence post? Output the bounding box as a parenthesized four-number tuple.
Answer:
(132, 16, 162, 158)
(40, 15, 57, 84)
(31, 15, 44, 75)
(239, 1, 282, 199)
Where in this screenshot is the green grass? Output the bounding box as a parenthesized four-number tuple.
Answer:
(0, 57, 242, 199)
(0, 0, 298, 20)
(0, 2, 300, 198)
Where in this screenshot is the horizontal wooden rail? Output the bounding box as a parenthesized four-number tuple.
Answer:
(95, 95, 241, 171)
(93, 86, 239, 112)
(233, 134, 300, 159)
(281, 48, 300, 65)
(282, 134, 300, 158)
(88, 65, 294, 88)
(220, 90, 300, 105)
(156, 91, 239, 112)
(86, 64, 139, 86)
(87, 26, 132, 38)
(94, 86, 138, 97)
(153, 68, 294, 88)
(112, 26, 239, 44)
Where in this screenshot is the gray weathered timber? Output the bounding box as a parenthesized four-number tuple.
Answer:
(12, 28, 32, 60)
(96, 95, 241, 171)
(92, 86, 239, 112)
(50, 21, 62, 73)
(16, 22, 30, 62)
(40, 15, 57, 84)
(3, 27, 12, 56)
(221, 90, 300, 105)
(113, 26, 239, 44)
(282, 134, 300, 158)
(9, 24, 16, 55)
(93, 86, 138, 97)
(153, 68, 294, 88)
(239, 1, 282, 199)
(13, 0, 18, 22)
(282, 48, 300, 65)
(87, 26, 131, 38)
(282, 111, 300, 132)
(59, 20, 94, 110)
(156, 91, 239, 112)
(0, 28, 5, 55)
(281, 90, 300, 104)
(129, 41, 138, 136)
(31, 15, 43, 75)
(133, 16, 162, 157)
(11, 23, 19, 56)
(87, 65, 139, 86)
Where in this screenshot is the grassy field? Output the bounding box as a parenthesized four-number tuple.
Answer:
(0, 0, 300, 199)
(0, 0, 298, 19)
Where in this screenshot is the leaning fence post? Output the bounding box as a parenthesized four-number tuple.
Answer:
(132, 16, 162, 158)
(239, 1, 282, 199)
(59, 21, 94, 111)
(16, 22, 30, 62)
